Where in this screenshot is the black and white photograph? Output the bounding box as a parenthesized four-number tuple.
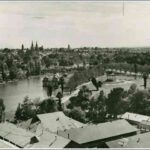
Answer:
(0, 0, 150, 148)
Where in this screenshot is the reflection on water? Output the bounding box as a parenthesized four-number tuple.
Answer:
(0, 76, 48, 111)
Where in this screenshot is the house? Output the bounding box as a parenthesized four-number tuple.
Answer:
(19, 111, 85, 134)
(58, 119, 138, 148)
(106, 132, 150, 148)
(139, 120, 150, 132)
(35, 111, 85, 133)
(0, 121, 79, 148)
(0, 122, 37, 148)
(121, 112, 150, 125)
(25, 130, 79, 148)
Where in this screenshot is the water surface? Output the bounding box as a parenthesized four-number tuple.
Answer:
(0, 76, 48, 111)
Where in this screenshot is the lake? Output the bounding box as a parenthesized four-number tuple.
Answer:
(0, 76, 48, 111)
(0, 74, 145, 112)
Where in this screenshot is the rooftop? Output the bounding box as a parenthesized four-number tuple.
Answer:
(37, 111, 85, 133)
(26, 131, 71, 148)
(0, 122, 35, 148)
(140, 120, 150, 126)
(58, 119, 138, 144)
(0, 139, 19, 149)
(106, 132, 150, 148)
(121, 112, 150, 123)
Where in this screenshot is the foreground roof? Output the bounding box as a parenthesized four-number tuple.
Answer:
(37, 111, 85, 133)
(58, 119, 138, 144)
(121, 112, 150, 123)
(18, 118, 40, 133)
(106, 132, 150, 148)
(0, 122, 35, 148)
(0, 139, 19, 148)
(26, 131, 71, 148)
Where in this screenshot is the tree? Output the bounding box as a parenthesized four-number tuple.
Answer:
(68, 107, 86, 123)
(9, 63, 18, 80)
(0, 98, 5, 122)
(0, 63, 7, 81)
(128, 83, 137, 95)
(87, 90, 106, 123)
(33, 97, 41, 110)
(15, 96, 36, 121)
(21, 96, 36, 120)
(52, 75, 59, 89)
(67, 86, 91, 111)
(59, 76, 65, 94)
(91, 77, 99, 90)
(78, 85, 92, 100)
(47, 82, 53, 97)
(56, 92, 63, 111)
(134, 63, 137, 79)
(35, 60, 41, 75)
(15, 103, 22, 121)
(129, 90, 148, 114)
(143, 73, 148, 89)
(106, 87, 124, 118)
(39, 98, 58, 113)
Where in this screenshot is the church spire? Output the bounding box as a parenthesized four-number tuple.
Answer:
(35, 41, 38, 51)
(31, 41, 34, 50)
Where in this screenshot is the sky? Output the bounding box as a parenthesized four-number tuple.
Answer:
(0, 1, 150, 48)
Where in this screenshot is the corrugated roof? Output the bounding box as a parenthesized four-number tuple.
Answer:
(0, 122, 35, 148)
(106, 132, 150, 148)
(26, 130, 71, 148)
(58, 119, 138, 144)
(121, 112, 150, 123)
(37, 111, 85, 133)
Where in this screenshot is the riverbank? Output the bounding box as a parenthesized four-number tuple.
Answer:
(4, 74, 147, 122)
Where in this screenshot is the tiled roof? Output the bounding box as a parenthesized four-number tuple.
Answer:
(58, 119, 138, 144)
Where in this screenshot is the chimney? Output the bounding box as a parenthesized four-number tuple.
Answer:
(68, 133, 70, 139)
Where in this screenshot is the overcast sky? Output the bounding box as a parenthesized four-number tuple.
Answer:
(0, 1, 150, 48)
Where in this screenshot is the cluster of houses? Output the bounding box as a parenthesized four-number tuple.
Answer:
(1, 111, 150, 148)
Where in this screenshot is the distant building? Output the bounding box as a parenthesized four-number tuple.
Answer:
(68, 44, 71, 50)
(106, 132, 150, 148)
(121, 112, 150, 126)
(58, 119, 138, 148)
(139, 120, 150, 132)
